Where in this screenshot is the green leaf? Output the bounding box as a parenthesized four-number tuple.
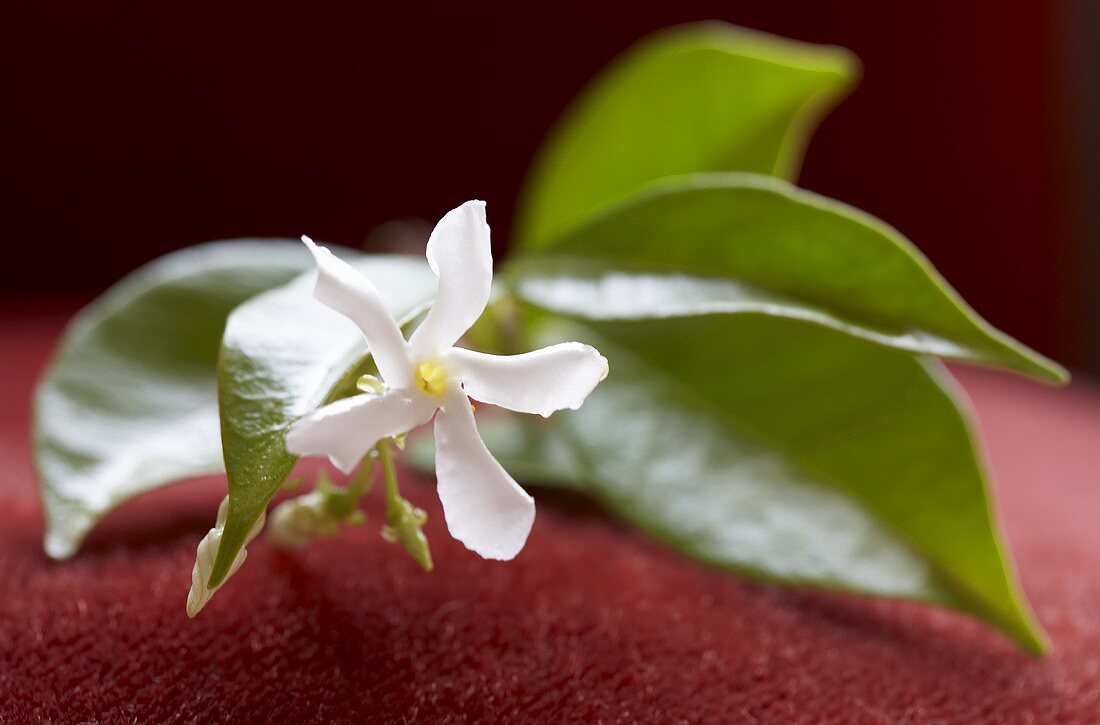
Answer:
(34, 240, 313, 558)
(518, 316, 1048, 653)
(509, 173, 1066, 383)
(406, 412, 587, 492)
(210, 255, 437, 587)
(514, 22, 859, 248)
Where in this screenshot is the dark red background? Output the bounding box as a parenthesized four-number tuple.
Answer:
(3, 2, 1089, 369)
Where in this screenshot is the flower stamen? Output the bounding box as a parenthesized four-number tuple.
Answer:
(415, 360, 448, 396)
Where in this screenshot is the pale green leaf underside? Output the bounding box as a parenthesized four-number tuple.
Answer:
(508, 317, 1046, 653)
(514, 22, 859, 249)
(510, 174, 1065, 383)
(34, 241, 313, 558)
(210, 255, 438, 587)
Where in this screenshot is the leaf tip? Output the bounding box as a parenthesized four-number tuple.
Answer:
(1037, 359, 1071, 386)
(1023, 629, 1052, 657)
(41, 505, 97, 560)
(996, 342, 1071, 386)
(43, 532, 78, 561)
(1003, 608, 1051, 657)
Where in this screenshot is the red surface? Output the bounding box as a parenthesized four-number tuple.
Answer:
(3, 314, 1100, 723)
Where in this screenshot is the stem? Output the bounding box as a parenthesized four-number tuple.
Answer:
(377, 439, 401, 517)
(346, 456, 375, 499)
(320, 459, 373, 521)
(376, 438, 434, 571)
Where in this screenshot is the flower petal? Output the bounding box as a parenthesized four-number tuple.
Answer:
(433, 389, 534, 560)
(286, 389, 437, 473)
(408, 201, 493, 359)
(448, 342, 609, 417)
(302, 236, 413, 387)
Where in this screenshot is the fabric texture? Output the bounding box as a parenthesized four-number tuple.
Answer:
(2, 314, 1099, 723)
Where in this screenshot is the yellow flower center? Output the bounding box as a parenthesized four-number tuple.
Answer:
(415, 360, 448, 397)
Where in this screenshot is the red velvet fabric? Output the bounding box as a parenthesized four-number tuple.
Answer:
(3, 315, 1099, 722)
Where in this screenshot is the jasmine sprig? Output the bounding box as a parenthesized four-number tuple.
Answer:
(285, 203, 607, 562)
(33, 23, 1064, 651)
(185, 201, 607, 615)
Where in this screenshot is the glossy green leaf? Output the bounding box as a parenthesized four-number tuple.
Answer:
(514, 22, 859, 248)
(515, 316, 1047, 652)
(509, 173, 1065, 383)
(406, 412, 587, 492)
(34, 240, 313, 559)
(210, 255, 437, 587)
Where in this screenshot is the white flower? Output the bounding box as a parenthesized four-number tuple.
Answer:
(186, 496, 265, 618)
(287, 200, 608, 560)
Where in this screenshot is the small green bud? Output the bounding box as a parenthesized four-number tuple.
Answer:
(268, 491, 342, 549)
(383, 498, 434, 571)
